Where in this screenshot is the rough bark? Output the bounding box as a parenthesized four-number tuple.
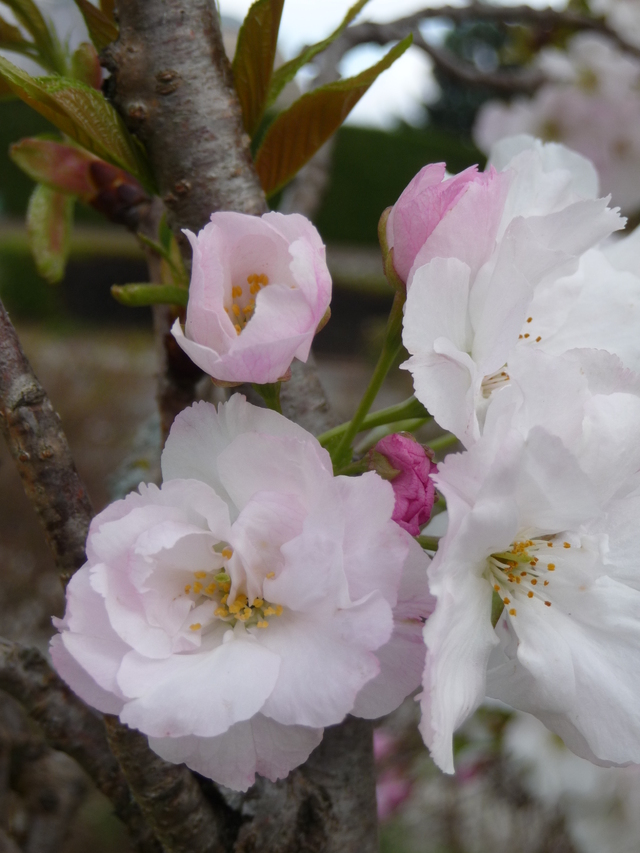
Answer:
(0, 299, 93, 587)
(103, 0, 267, 243)
(0, 640, 162, 853)
(104, 719, 238, 853)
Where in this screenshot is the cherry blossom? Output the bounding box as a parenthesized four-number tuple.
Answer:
(474, 34, 640, 214)
(51, 396, 432, 791)
(401, 135, 625, 447)
(420, 349, 640, 773)
(172, 212, 332, 385)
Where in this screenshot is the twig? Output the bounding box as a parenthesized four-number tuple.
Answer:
(0, 299, 93, 587)
(315, 3, 640, 95)
(0, 640, 162, 853)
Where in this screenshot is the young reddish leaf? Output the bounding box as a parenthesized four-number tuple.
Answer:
(266, 0, 371, 110)
(73, 0, 119, 51)
(0, 56, 155, 191)
(11, 137, 97, 197)
(0, 14, 27, 46)
(232, 0, 284, 136)
(255, 34, 412, 197)
(26, 183, 74, 284)
(100, 0, 115, 24)
(111, 283, 188, 308)
(71, 42, 102, 89)
(2, 0, 65, 72)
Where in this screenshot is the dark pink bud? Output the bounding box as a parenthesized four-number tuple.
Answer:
(370, 433, 437, 536)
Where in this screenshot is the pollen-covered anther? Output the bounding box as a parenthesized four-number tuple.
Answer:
(193, 582, 203, 594)
(194, 571, 207, 579)
(509, 608, 517, 616)
(190, 623, 201, 631)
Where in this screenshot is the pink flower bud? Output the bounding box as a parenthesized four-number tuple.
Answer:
(371, 433, 437, 536)
(171, 211, 332, 385)
(386, 162, 510, 285)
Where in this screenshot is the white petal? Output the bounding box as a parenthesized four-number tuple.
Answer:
(118, 632, 280, 738)
(149, 715, 323, 791)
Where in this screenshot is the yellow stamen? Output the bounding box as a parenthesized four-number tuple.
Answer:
(266, 571, 275, 579)
(263, 606, 276, 616)
(232, 304, 241, 317)
(193, 582, 203, 594)
(509, 608, 517, 616)
(257, 620, 269, 628)
(234, 324, 242, 335)
(215, 606, 229, 617)
(221, 547, 233, 560)
(545, 601, 552, 607)
(190, 623, 201, 631)
(503, 597, 510, 605)
(493, 584, 500, 592)
(205, 583, 217, 595)
(527, 591, 534, 598)
(184, 584, 191, 594)
(563, 542, 571, 549)
(275, 605, 283, 616)
(228, 602, 242, 614)
(232, 285, 243, 298)
(548, 564, 555, 571)
(253, 598, 264, 607)
(194, 571, 207, 579)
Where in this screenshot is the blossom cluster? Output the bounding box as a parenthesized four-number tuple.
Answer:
(52, 131, 640, 792)
(390, 134, 640, 773)
(474, 33, 640, 214)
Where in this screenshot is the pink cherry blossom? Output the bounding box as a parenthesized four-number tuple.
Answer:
(386, 162, 511, 285)
(171, 211, 332, 385)
(51, 396, 432, 791)
(371, 433, 437, 536)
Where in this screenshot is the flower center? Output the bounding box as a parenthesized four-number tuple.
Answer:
(225, 273, 269, 335)
(183, 545, 283, 633)
(486, 537, 570, 616)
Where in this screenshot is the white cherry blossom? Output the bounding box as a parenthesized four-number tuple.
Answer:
(402, 135, 625, 447)
(420, 350, 640, 772)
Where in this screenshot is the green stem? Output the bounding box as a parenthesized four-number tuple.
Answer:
(427, 432, 459, 453)
(416, 535, 440, 551)
(354, 417, 431, 455)
(318, 395, 428, 448)
(330, 290, 406, 467)
(253, 382, 282, 413)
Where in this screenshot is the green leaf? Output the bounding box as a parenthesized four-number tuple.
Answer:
(111, 283, 188, 307)
(266, 0, 371, 110)
(0, 56, 155, 191)
(232, 0, 284, 136)
(255, 34, 412, 197)
(26, 183, 74, 283)
(73, 0, 119, 51)
(1, 0, 65, 72)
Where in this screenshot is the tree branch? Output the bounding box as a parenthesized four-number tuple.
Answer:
(104, 719, 239, 853)
(0, 640, 163, 853)
(104, 3, 380, 850)
(315, 3, 640, 95)
(0, 299, 93, 587)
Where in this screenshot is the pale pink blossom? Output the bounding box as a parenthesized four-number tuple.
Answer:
(386, 163, 510, 285)
(51, 396, 432, 791)
(172, 212, 332, 384)
(371, 434, 437, 536)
